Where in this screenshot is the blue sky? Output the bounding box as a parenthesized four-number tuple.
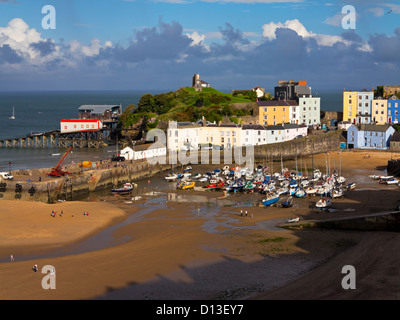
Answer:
(0, 0, 399, 92)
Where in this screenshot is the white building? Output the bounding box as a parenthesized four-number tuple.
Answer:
(121, 144, 166, 161)
(167, 122, 201, 151)
(298, 97, 321, 126)
(241, 124, 268, 146)
(338, 121, 352, 130)
(266, 125, 285, 144)
(60, 119, 103, 133)
(283, 124, 308, 141)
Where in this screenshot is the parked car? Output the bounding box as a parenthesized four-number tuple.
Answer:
(111, 156, 125, 162)
(0, 172, 14, 180)
(294, 135, 303, 139)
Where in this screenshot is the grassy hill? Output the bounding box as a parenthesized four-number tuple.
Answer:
(119, 87, 259, 130)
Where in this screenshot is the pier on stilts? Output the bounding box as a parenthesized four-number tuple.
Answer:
(0, 129, 106, 149)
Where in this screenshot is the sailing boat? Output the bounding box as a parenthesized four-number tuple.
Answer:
(9, 106, 15, 120)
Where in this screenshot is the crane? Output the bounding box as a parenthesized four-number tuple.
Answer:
(47, 146, 73, 177)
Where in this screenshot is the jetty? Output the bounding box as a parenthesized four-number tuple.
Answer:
(0, 129, 106, 149)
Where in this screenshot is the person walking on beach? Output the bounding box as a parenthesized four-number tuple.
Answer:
(10, 254, 14, 262)
(240, 210, 243, 216)
(245, 210, 248, 217)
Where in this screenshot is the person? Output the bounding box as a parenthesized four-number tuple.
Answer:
(245, 210, 248, 217)
(240, 210, 243, 216)
(10, 254, 14, 262)
(32, 264, 38, 272)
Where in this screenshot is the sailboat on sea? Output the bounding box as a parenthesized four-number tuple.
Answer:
(9, 106, 15, 120)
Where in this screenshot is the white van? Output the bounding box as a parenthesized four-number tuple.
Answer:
(0, 172, 14, 180)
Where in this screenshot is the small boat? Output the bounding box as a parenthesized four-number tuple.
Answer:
(287, 216, 300, 223)
(386, 178, 399, 185)
(183, 166, 192, 172)
(305, 187, 317, 196)
(177, 180, 195, 190)
(111, 183, 134, 195)
(165, 173, 178, 182)
(295, 188, 306, 198)
(192, 173, 202, 179)
(262, 193, 280, 207)
(336, 176, 346, 184)
(244, 181, 256, 192)
(280, 196, 293, 208)
(9, 106, 15, 120)
(206, 178, 225, 190)
(316, 197, 332, 209)
(332, 188, 344, 198)
(346, 182, 356, 190)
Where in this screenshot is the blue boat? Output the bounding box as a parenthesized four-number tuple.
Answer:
(262, 193, 280, 206)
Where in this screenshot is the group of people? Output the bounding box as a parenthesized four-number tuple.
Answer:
(240, 209, 253, 218)
(50, 210, 63, 218)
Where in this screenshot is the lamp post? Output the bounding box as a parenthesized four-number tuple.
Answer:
(9, 162, 11, 173)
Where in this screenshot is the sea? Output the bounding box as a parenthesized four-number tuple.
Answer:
(0, 89, 342, 172)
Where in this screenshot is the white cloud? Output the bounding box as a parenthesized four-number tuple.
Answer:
(260, 18, 373, 51)
(186, 31, 206, 46)
(0, 18, 43, 60)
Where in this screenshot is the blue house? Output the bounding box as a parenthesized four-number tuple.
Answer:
(387, 95, 400, 124)
(347, 124, 395, 150)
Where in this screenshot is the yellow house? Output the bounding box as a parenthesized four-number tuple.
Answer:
(371, 98, 387, 124)
(257, 100, 293, 126)
(343, 91, 358, 124)
(201, 123, 242, 149)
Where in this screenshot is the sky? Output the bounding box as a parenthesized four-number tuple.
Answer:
(0, 0, 399, 92)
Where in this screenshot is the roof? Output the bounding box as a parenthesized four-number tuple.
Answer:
(133, 143, 166, 151)
(258, 100, 298, 107)
(206, 124, 240, 128)
(357, 124, 393, 132)
(242, 124, 266, 130)
(61, 119, 102, 123)
(282, 123, 300, 129)
(78, 105, 120, 113)
(390, 131, 400, 142)
(265, 125, 284, 130)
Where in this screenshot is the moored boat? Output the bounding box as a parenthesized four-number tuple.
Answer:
(262, 193, 280, 206)
(165, 173, 178, 182)
(112, 183, 134, 195)
(316, 197, 332, 209)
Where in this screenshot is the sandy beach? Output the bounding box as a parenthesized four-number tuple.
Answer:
(0, 150, 400, 300)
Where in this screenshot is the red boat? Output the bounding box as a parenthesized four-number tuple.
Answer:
(206, 179, 225, 190)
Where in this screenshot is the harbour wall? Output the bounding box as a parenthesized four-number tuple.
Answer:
(0, 161, 175, 203)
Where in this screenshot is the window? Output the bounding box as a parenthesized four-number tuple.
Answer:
(64, 126, 67, 130)
(175, 130, 178, 137)
(258, 131, 261, 135)
(74, 125, 77, 129)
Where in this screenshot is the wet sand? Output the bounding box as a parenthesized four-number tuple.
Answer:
(0, 150, 399, 300)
